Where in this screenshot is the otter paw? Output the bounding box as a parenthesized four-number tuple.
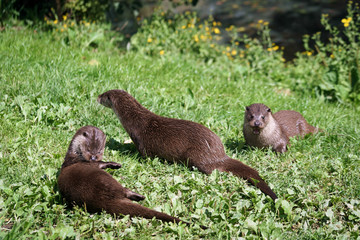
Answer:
(106, 162, 122, 169)
(127, 190, 145, 201)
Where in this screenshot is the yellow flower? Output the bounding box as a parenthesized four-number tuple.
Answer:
(181, 25, 186, 29)
(264, 21, 269, 26)
(237, 27, 245, 32)
(225, 25, 234, 31)
(210, 44, 215, 48)
(330, 54, 335, 58)
(302, 51, 312, 56)
(213, 21, 217, 26)
(53, 19, 58, 24)
(235, 41, 239, 45)
(63, 15, 67, 21)
(194, 35, 199, 42)
(226, 46, 231, 51)
(60, 28, 64, 32)
(258, 19, 264, 24)
(268, 45, 279, 52)
(71, 22, 75, 27)
(63, 24, 67, 28)
(341, 17, 352, 27)
(147, 38, 153, 43)
(213, 28, 220, 34)
(159, 50, 165, 55)
(231, 49, 237, 56)
(200, 35, 206, 40)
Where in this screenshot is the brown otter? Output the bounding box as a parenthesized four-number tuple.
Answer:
(97, 90, 278, 200)
(58, 125, 191, 225)
(243, 103, 321, 153)
(61, 125, 122, 169)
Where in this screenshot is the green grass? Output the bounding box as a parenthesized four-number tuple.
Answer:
(0, 26, 360, 239)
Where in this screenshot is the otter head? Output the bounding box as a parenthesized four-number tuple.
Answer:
(69, 126, 106, 161)
(244, 103, 272, 135)
(97, 91, 113, 108)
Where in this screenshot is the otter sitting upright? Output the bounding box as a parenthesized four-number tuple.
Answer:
(97, 90, 277, 200)
(58, 125, 190, 225)
(243, 103, 322, 153)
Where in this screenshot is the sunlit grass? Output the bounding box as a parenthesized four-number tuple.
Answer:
(0, 23, 359, 239)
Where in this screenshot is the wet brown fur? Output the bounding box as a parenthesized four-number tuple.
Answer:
(58, 126, 190, 225)
(243, 103, 321, 153)
(97, 90, 277, 200)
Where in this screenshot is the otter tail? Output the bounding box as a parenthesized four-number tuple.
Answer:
(216, 158, 278, 200)
(105, 199, 206, 228)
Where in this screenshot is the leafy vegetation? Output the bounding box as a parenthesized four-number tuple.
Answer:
(0, 2, 359, 239)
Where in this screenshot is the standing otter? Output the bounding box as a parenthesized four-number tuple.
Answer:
(97, 90, 277, 200)
(58, 126, 191, 225)
(243, 103, 321, 153)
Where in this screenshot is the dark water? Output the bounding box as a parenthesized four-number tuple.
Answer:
(109, 0, 347, 60)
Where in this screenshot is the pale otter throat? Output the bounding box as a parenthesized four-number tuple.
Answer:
(58, 126, 196, 227)
(243, 103, 321, 153)
(98, 89, 278, 200)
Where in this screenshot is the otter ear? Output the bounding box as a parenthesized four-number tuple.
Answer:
(246, 106, 250, 111)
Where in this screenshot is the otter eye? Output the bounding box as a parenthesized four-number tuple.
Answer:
(267, 108, 271, 112)
(250, 115, 254, 119)
(262, 116, 265, 119)
(83, 132, 88, 137)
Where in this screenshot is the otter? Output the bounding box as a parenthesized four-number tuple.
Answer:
(243, 103, 321, 153)
(61, 125, 122, 169)
(97, 90, 277, 200)
(58, 126, 191, 226)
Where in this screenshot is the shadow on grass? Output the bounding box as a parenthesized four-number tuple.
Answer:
(106, 137, 139, 155)
(224, 138, 248, 154)
(106, 138, 181, 167)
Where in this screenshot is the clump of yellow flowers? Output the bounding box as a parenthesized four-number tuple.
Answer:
(45, 14, 93, 33)
(341, 17, 352, 27)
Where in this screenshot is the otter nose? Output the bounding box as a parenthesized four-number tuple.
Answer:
(254, 120, 261, 127)
(90, 155, 97, 161)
